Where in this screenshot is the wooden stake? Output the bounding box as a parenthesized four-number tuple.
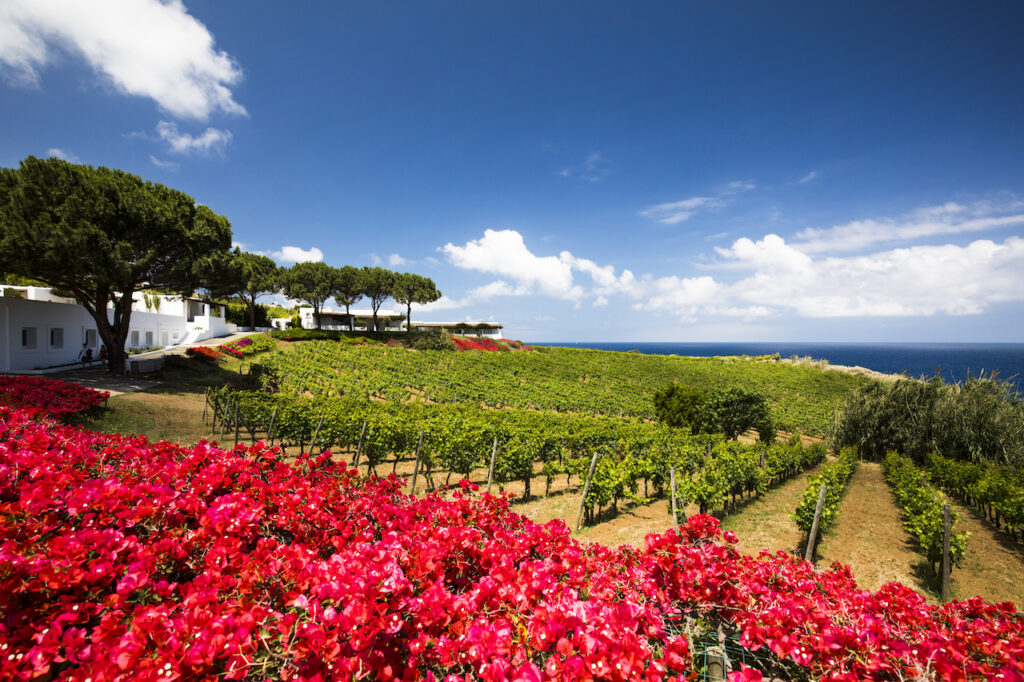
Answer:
(267, 406, 278, 446)
(233, 401, 240, 447)
(574, 451, 600, 533)
(202, 389, 209, 424)
(669, 466, 679, 527)
(804, 483, 827, 562)
(353, 420, 368, 468)
(410, 431, 425, 494)
(941, 503, 952, 602)
(486, 437, 499, 494)
(309, 416, 324, 454)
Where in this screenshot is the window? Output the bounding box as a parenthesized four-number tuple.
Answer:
(49, 327, 64, 349)
(130, 330, 140, 347)
(84, 329, 97, 347)
(21, 327, 37, 349)
(161, 331, 169, 346)
(145, 331, 154, 347)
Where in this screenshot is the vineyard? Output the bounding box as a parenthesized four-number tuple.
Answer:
(3, 401, 1024, 681)
(4, 341, 1024, 680)
(253, 341, 869, 435)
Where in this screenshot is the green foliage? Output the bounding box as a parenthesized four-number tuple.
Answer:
(794, 447, 859, 533)
(830, 375, 1024, 467)
(251, 343, 865, 435)
(0, 156, 232, 374)
(199, 249, 280, 328)
(927, 453, 1024, 537)
(333, 265, 363, 330)
(655, 383, 774, 440)
(225, 302, 271, 327)
(358, 266, 396, 332)
(282, 261, 338, 328)
(882, 452, 969, 570)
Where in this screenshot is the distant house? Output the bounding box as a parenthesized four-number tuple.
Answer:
(406, 321, 503, 339)
(0, 285, 236, 372)
(296, 307, 503, 338)
(298, 307, 405, 332)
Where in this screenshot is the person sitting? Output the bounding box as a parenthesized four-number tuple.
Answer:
(98, 345, 108, 365)
(81, 347, 93, 366)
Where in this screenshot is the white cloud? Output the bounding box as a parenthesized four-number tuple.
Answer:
(797, 170, 819, 184)
(720, 234, 1024, 317)
(640, 196, 720, 225)
(793, 200, 1024, 254)
(156, 121, 231, 155)
(149, 155, 180, 171)
(640, 180, 756, 225)
(387, 253, 408, 267)
(0, 0, 245, 120)
(443, 229, 584, 301)
(45, 147, 78, 162)
(272, 246, 324, 264)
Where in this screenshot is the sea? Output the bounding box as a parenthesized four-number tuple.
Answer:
(530, 342, 1024, 389)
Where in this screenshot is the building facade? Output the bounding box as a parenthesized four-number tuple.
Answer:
(0, 286, 236, 372)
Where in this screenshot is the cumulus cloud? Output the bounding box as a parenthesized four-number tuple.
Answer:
(0, 0, 245, 120)
(387, 253, 408, 267)
(272, 246, 324, 264)
(45, 147, 78, 162)
(793, 200, 1024, 254)
(719, 234, 1024, 317)
(443, 229, 584, 301)
(156, 121, 232, 155)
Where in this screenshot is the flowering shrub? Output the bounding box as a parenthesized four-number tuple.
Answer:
(218, 334, 276, 358)
(0, 375, 108, 418)
(452, 336, 530, 352)
(1, 406, 1022, 681)
(186, 346, 224, 363)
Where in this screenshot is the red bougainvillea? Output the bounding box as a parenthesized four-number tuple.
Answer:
(186, 346, 224, 362)
(0, 375, 108, 418)
(1, 403, 1023, 681)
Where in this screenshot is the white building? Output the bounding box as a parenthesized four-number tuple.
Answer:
(296, 307, 504, 339)
(406, 321, 503, 339)
(0, 285, 236, 373)
(299, 307, 405, 332)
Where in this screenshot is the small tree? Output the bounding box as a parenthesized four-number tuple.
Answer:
(0, 157, 232, 375)
(391, 272, 440, 332)
(282, 261, 337, 329)
(359, 266, 395, 332)
(334, 264, 363, 331)
(654, 383, 773, 441)
(200, 248, 280, 328)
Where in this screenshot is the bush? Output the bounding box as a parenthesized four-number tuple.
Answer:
(830, 375, 1024, 467)
(655, 383, 773, 440)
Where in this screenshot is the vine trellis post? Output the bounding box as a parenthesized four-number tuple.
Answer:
(574, 451, 599, 533)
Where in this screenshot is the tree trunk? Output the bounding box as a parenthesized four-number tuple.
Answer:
(247, 293, 256, 328)
(88, 286, 134, 376)
(345, 303, 353, 331)
(406, 301, 412, 332)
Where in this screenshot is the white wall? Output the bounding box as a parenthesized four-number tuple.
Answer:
(0, 294, 235, 372)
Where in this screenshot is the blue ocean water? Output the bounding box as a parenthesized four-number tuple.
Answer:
(531, 342, 1024, 388)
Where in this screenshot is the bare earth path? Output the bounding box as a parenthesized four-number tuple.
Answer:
(944, 499, 1024, 606)
(817, 462, 933, 598)
(720, 463, 824, 557)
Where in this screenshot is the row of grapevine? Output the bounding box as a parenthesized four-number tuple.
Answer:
(248, 341, 867, 434)
(926, 453, 1024, 541)
(882, 451, 969, 574)
(794, 446, 859, 534)
(207, 388, 826, 523)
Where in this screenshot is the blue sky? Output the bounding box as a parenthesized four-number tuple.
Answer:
(2, 1, 1024, 342)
